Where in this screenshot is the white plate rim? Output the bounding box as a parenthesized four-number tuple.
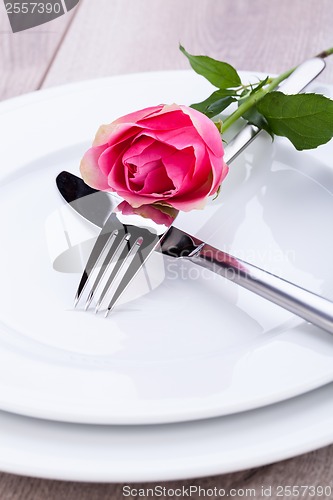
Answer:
(0, 382, 332, 482)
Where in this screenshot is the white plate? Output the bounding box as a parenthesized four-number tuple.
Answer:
(1, 382, 333, 482)
(0, 71, 333, 425)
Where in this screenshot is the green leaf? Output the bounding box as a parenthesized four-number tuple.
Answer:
(191, 89, 237, 117)
(242, 107, 273, 137)
(249, 76, 270, 95)
(180, 45, 241, 89)
(257, 92, 333, 150)
(236, 85, 273, 136)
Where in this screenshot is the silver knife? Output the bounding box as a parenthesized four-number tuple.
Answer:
(56, 57, 333, 334)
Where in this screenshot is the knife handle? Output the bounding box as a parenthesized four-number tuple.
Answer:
(189, 244, 333, 335)
(224, 57, 326, 165)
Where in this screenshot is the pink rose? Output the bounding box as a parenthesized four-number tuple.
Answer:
(80, 104, 228, 212)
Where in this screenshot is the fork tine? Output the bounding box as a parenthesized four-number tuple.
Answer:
(84, 231, 131, 310)
(94, 236, 142, 313)
(104, 233, 160, 316)
(74, 212, 121, 307)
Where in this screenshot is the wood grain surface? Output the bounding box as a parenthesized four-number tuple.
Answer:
(0, 2, 79, 99)
(1, 0, 333, 498)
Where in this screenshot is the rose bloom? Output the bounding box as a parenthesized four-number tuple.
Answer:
(80, 104, 228, 213)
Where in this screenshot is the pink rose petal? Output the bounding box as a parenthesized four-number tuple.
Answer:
(180, 105, 224, 157)
(80, 145, 111, 190)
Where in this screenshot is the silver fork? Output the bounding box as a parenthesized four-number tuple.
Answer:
(63, 172, 333, 333)
(74, 204, 175, 316)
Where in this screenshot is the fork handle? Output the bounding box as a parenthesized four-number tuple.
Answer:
(189, 244, 333, 335)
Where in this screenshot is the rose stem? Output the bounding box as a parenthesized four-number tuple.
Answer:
(222, 46, 333, 134)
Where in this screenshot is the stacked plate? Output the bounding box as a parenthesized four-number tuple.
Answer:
(0, 70, 333, 482)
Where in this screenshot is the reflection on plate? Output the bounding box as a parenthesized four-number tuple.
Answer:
(0, 71, 333, 424)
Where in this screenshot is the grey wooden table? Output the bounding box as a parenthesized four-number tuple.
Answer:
(1, 0, 333, 498)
